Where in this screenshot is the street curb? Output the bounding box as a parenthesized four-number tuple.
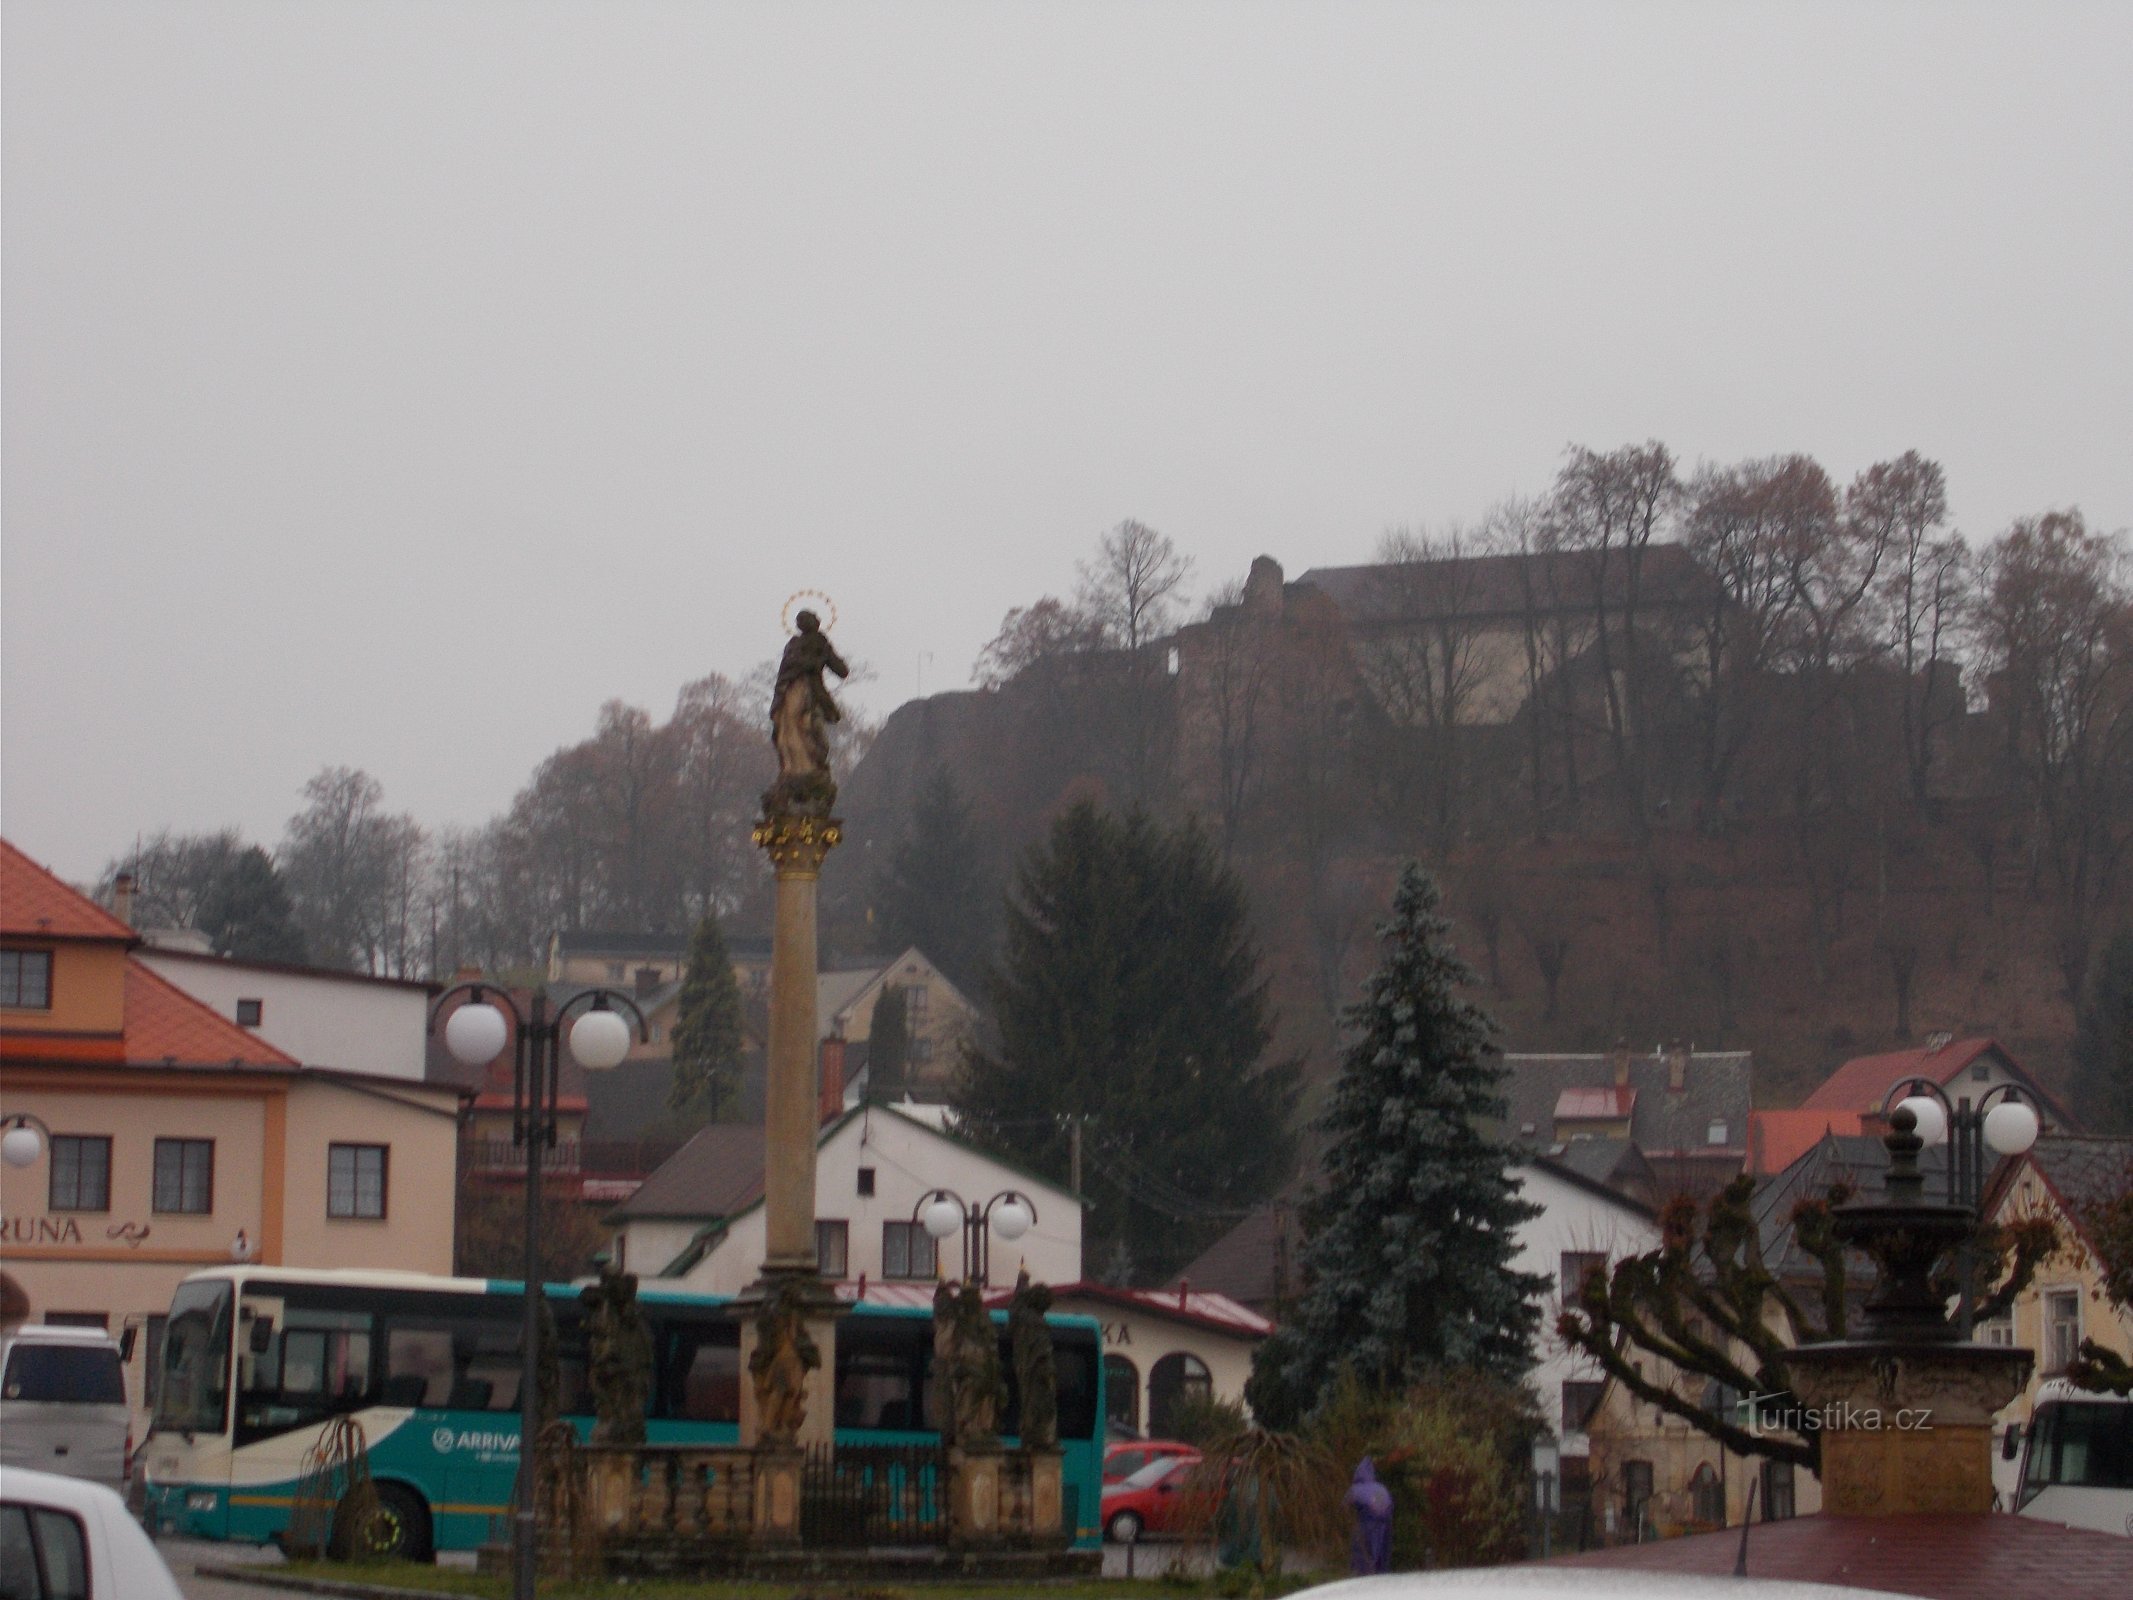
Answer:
(193, 1565, 468, 1600)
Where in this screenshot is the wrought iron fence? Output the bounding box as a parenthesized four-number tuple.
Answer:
(799, 1442, 947, 1547)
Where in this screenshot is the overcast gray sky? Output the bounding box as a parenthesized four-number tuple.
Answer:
(5, 2, 2128, 882)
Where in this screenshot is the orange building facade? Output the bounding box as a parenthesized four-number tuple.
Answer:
(1, 842, 462, 1422)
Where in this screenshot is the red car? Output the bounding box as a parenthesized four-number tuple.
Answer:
(1103, 1438, 1197, 1485)
(1100, 1449, 1207, 1543)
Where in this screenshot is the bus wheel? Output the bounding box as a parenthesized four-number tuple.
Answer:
(356, 1483, 432, 1562)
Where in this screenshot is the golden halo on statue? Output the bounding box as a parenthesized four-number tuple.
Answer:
(781, 590, 839, 634)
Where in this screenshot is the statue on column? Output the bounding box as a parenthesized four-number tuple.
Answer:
(749, 1280, 821, 1448)
(932, 1279, 1005, 1448)
(1009, 1270, 1058, 1449)
(581, 1263, 653, 1446)
(765, 609, 849, 817)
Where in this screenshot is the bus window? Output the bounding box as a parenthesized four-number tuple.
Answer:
(2025, 1402, 2133, 1497)
(837, 1352, 917, 1430)
(382, 1328, 453, 1409)
(155, 1278, 232, 1437)
(239, 1309, 373, 1443)
(663, 1330, 740, 1424)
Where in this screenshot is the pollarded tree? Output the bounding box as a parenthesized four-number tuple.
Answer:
(1247, 865, 1545, 1427)
(669, 912, 745, 1122)
(957, 803, 1299, 1281)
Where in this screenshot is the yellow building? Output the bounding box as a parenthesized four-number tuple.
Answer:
(1980, 1134, 2133, 1499)
(1, 841, 463, 1420)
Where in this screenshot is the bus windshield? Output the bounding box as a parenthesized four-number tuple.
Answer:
(2021, 1400, 2133, 1501)
(155, 1278, 233, 1436)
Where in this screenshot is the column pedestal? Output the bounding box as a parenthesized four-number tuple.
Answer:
(1787, 1340, 2032, 1515)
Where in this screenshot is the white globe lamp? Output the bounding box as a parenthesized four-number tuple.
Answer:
(1984, 1098, 2040, 1157)
(991, 1195, 1033, 1242)
(445, 1003, 509, 1067)
(923, 1195, 964, 1242)
(569, 1009, 631, 1071)
(1896, 1094, 1947, 1147)
(2, 1124, 45, 1169)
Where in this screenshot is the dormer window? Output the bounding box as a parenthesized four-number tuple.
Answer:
(0, 949, 53, 1010)
(1707, 1119, 1729, 1146)
(236, 998, 264, 1027)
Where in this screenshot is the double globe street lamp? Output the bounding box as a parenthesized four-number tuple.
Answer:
(914, 1187, 1038, 1287)
(429, 982, 646, 1600)
(1879, 1074, 2042, 1339)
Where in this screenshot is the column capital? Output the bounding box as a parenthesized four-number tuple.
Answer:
(752, 813, 843, 875)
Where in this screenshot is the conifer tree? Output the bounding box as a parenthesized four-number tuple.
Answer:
(957, 803, 1299, 1279)
(1248, 865, 1545, 1427)
(2073, 930, 2133, 1135)
(868, 984, 911, 1103)
(875, 768, 995, 993)
(669, 912, 745, 1122)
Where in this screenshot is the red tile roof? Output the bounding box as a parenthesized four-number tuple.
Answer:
(123, 961, 298, 1068)
(1549, 1511, 2133, 1599)
(1749, 1108, 1868, 1175)
(1799, 1038, 2001, 1113)
(0, 840, 135, 941)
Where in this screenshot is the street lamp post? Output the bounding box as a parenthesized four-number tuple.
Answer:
(914, 1188, 1038, 1287)
(431, 983, 645, 1600)
(1879, 1075, 2041, 1338)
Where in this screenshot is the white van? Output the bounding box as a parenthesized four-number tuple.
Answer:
(0, 1326, 131, 1494)
(2010, 1378, 2133, 1536)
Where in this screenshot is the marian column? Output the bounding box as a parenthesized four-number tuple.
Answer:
(738, 603, 849, 1470)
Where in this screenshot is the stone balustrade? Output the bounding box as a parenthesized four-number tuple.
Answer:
(578, 1444, 757, 1546)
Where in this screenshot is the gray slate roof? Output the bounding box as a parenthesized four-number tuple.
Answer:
(1497, 1049, 1752, 1158)
(610, 1123, 769, 1220)
(2025, 1135, 2133, 1215)
(1750, 1132, 1956, 1292)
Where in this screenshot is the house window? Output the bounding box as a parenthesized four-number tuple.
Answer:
(1707, 1119, 1729, 1145)
(1561, 1380, 1603, 1435)
(153, 1138, 214, 1214)
(857, 1167, 876, 1197)
(49, 1135, 112, 1212)
(608, 962, 627, 982)
(2045, 1289, 2081, 1373)
(1978, 1310, 2015, 1348)
(236, 998, 263, 1027)
(1560, 1252, 1608, 1301)
(904, 986, 928, 1023)
(816, 1220, 849, 1278)
(911, 1038, 935, 1065)
(1760, 1459, 1795, 1521)
(0, 949, 53, 1009)
(881, 1221, 937, 1280)
(1972, 1061, 1991, 1080)
(1689, 1462, 1724, 1525)
(327, 1144, 388, 1219)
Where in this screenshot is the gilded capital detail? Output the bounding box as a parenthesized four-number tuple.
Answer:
(753, 813, 843, 875)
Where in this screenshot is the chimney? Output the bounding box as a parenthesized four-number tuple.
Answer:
(819, 1037, 845, 1125)
(635, 965, 662, 998)
(112, 871, 136, 928)
(1667, 1039, 1689, 1093)
(1610, 1037, 1632, 1087)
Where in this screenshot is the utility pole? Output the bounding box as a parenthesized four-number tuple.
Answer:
(1069, 1117, 1083, 1199)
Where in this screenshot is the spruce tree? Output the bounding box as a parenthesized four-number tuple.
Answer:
(669, 912, 745, 1122)
(875, 768, 995, 993)
(868, 984, 911, 1103)
(957, 803, 1299, 1279)
(197, 846, 308, 964)
(1247, 864, 1544, 1427)
(2073, 930, 2133, 1135)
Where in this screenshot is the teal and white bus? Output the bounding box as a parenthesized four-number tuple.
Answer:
(140, 1267, 1104, 1556)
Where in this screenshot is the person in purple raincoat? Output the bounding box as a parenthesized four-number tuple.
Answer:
(1346, 1455, 1393, 1574)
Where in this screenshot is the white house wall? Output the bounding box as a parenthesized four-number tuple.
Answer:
(1511, 1162, 1662, 1455)
(653, 1108, 1082, 1295)
(139, 952, 431, 1081)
